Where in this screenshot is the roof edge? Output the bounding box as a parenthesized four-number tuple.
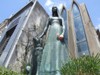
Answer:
(10, 1, 33, 21)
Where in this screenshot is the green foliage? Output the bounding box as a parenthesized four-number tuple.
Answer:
(21, 43, 26, 47)
(46, 73, 48, 75)
(0, 61, 28, 75)
(0, 66, 24, 75)
(21, 61, 28, 75)
(60, 53, 100, 75)
(16, 58, 19, 61)
(34, 24, 37, 30)
(16, 44, 19, 47)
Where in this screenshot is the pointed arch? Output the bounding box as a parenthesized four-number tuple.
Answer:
(60, 5, 68, 45)
(60, 5, 67, 17)
(61, 5, 67, 21)
(70, 0, 80, 11)
(73, 3, 80, 17)
(72, 3, 89, 57)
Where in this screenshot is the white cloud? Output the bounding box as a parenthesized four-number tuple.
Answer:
(95, 24, 100, 30)
(45, 0, 68, 15)
(48, 4, 63, 12)
(45, 0, 54, 6)
(48, 3, 66, 12)
(49, 6, 52, 11)
(57, 4, 63, 10)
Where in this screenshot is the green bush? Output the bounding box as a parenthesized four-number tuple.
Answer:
(0, 66, 26, 75)
(60, 53, 100, 75)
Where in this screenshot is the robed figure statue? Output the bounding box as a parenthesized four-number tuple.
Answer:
(28, 6, 70, 75)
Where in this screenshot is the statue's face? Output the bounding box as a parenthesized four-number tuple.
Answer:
(52, 7, 58, 17)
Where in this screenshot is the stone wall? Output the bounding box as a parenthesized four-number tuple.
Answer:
(67, 10, 77, 58)
(60, 0, 100, 58)
(8, 1, 49, 72)
(80, 3, 100, 56)
(0, 19, 10, 37)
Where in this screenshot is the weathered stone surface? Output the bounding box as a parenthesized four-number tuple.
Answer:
(0, 19, 10, 37)
(60, 1, 100, 58)
(8, 1, 49, 73)
(67, 10, 77, 58)
(80, 3, 100, 56)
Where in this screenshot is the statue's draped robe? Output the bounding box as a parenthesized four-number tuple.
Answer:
(38, 17, 70, 75)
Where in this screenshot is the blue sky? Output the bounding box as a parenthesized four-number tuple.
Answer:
(0, 0, 100, 30)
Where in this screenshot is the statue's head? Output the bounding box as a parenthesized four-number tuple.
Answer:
(52, 6, 59, 17)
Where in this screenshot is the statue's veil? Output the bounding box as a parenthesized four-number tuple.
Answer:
(52, 6, 60, 17)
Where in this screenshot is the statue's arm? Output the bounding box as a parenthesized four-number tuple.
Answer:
(61, 18, 65, 36)
(38, 18, 50, 38)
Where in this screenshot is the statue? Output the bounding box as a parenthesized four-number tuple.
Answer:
(28, 6, 70, 75)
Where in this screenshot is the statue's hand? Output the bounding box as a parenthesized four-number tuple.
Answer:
(56, 33, 64, 40)
(33, 37, 42, 43)
(33, 37, 40, 43)
(59, 35, 64, 40)
(33, 37, 43, 47)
